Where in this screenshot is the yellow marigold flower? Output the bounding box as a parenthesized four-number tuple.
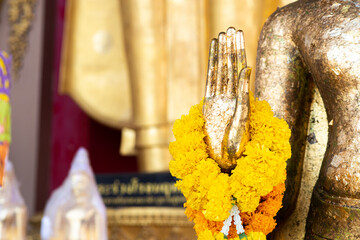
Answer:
(214, 232, 226, 240)
(198, 230, 215, 240)
(172, 101, 204, 139)
(169, 95, 291, 238)
(176, 159, 220, 210)
(203, 173, 233, 221)
(246, 232, 267, 240)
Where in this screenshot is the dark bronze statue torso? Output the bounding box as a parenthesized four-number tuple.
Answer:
(256, 0, 360, 238)
(296, 0, 360, 197)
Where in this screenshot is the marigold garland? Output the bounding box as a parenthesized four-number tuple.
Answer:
(198, 229, 267, 240)
(169, 95, 291, 239)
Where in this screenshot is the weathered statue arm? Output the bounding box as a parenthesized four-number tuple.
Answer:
(255, 3, 314, 222)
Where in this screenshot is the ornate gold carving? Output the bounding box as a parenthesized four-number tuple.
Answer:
(106, 208, 196, 240)
(8, 0, 37, 80)
(136, 227, 157, 240)
(29, 208, 196, 240)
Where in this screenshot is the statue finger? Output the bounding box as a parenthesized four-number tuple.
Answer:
(205, 39, 218, 98)
(226, 67, 251, 159)
(237, 67, 251, 109)
(235, 30, 247, 75)
(215, 32, 226, 95)
(226, 27, 237, 97)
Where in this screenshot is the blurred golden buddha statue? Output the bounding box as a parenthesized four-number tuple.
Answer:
(59, 0, 291, 172)
(41, 148, 107, 240)
(0, 159, 27, 240)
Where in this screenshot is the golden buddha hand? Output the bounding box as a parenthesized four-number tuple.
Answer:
(203, 27, 251, 171)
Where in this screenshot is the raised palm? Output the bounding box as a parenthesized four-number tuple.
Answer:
(203, 27, 251, 171)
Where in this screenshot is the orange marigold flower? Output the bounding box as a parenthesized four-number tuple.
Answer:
(241, 183, 285, 235)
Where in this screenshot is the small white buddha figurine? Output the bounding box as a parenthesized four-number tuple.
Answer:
(54, 172, 102, 240)
(41, 148, 107, 240)
(0, 158, 27, 240)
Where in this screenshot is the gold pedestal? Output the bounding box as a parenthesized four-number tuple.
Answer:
(29, 207, 196, 240)
(107, 207, 195, 240)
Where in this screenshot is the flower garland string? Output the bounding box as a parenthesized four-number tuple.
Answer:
(169, 95, 291, 239)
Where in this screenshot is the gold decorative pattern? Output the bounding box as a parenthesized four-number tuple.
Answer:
(8, 0, 37, 80)
(29, 208, 196, 240)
